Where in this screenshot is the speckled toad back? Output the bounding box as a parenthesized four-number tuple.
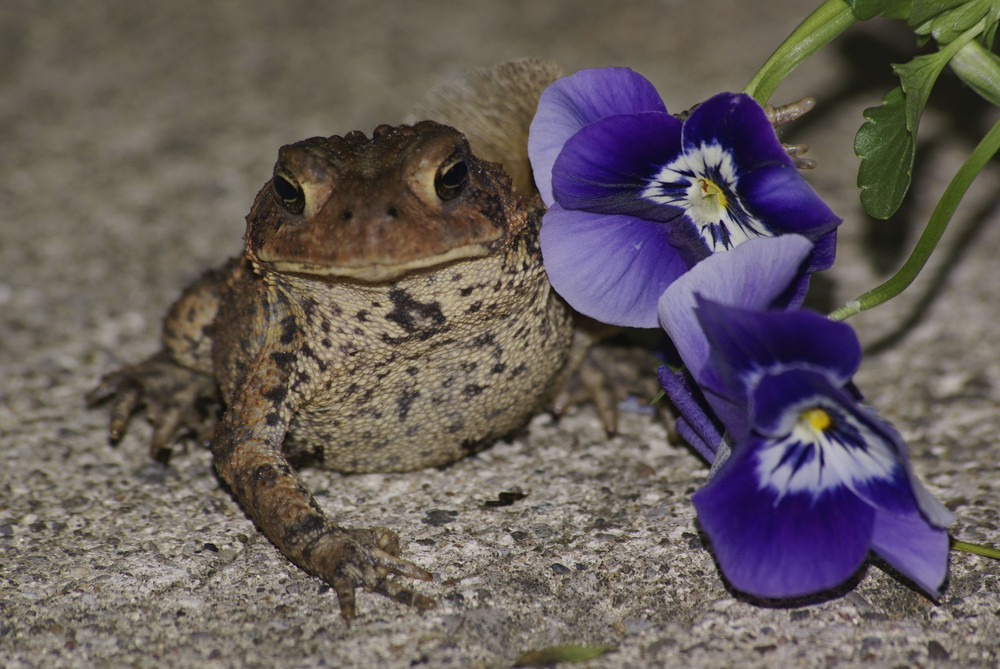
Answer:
(90, 111, 576, 617)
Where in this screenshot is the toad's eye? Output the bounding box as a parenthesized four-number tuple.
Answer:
(272, 168, 305, 214)
(435, 152, 469, 201)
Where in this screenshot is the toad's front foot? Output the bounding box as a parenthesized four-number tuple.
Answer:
(302, 524, 436, 619)
(87, 352, 221, 463)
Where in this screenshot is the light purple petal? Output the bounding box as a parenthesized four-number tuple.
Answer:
(906, 473, 957, 529)
(870, 510, 950, 597)
(658, 234, 814, 378)
(540, 204, 687, 327)
(552, 111, 683, 217)
(529, 67, 667, 205)
(693, 441, 874, 598)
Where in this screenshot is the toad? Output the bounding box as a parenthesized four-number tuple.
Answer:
(90, 61, 593, 619)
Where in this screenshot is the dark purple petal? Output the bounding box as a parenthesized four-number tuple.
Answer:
(540, 204, 687, 327)
(675, 418, 714, 462)
(870, 510, 950, 597)
(694, 303, 861, 405)
(657, 365, 724, 461)
(529, 67, 668, 205)
(738, 163, 842, 238)
(873, 411, 956, 528)
(805, 230, 838, 275)
(748, 369, 840, 436)
(693, 439, 874, 598)
(552, 111, 683, 218)
(781, 230, 839, 307)
(812, 401, 953, 528)
(658, 234, 814, 380)
(829, 405, 922, 516)
(682, 92, 791, 173)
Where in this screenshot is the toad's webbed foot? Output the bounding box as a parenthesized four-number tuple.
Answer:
(212, 406, 436, 619)
(763, 96, 818, 170)
(553, 321, 664, 434)
(304, 525, 436, 620)
(87, 351, 221, 463)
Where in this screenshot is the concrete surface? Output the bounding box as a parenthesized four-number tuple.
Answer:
(2, 1, 999, 667)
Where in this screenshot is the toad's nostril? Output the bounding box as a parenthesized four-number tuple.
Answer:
(387, 206, 399, 219)
(340, 209, 353, 221)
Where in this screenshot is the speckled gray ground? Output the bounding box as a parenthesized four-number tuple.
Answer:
(2, 1, 999, 667)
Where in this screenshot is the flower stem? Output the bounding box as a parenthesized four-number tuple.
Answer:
(743, 0, 856, 104)
(950, 39, 1000, 107)
(951, 537, 1000, 560)
(829, 112, 1000, 321)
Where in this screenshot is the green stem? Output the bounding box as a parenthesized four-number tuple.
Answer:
(950, 39, 1000, 107)
(951, 537, 1000, 559)
(743, 0, 856, 104)
(829, 112, 1000, 321)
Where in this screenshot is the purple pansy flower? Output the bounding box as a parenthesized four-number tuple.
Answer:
(657, 234, 816, 460)
(657, 235, 954, 599)
(528, 67, 841, 328)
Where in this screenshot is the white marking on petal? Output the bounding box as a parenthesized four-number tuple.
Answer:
(640, 142, 772, 252)
(756, 400, 899, 504)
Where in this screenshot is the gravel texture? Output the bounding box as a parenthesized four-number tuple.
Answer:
(2, 1, 999, 667)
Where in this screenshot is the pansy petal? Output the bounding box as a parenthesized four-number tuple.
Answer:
(870, 510, 950, 597)
(866, 420, 956, 528)
(540, 204, 686, 327)
(529, 67, 668, 205)
(693, 441, 874, 598)
(694, 302, 861, 402)
(552, 111, 683, 219)
(749, 372, 915, 514)
(657, 365, 724, 461)
(904, 470, 957, 528)
(658, 234, 814, 377)
(739, 164, 842, 239)
(748, 369, 845, 436)
(805, 230, 838, 275)
(830, 405, 928, 516)
(682, 92, 791, 172)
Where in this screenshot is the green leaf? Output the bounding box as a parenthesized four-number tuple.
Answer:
(515, 645, 616, 666)
(897, 19, 986, 129)
(856, 21, 985, 218)
(855, 87, 914, 219)
(910, 0, 967, 28)
(910, 0, 999, 42)
(894, 48, 956, 132)
(833, 110, 1000, 320)
(848, 0, 913, 20)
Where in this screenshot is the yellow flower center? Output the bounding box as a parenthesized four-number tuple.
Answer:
(800, 407, 831, 432)
(698, 178, 728, 210)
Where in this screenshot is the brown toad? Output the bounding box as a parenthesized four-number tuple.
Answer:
(88, 63, 596, 618)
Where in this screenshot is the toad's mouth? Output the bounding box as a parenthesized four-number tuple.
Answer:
(255, 241, 495, 283)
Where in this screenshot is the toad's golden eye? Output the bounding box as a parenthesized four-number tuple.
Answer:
(434, 152, 469, 201)
(272, 167, 305, 214)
